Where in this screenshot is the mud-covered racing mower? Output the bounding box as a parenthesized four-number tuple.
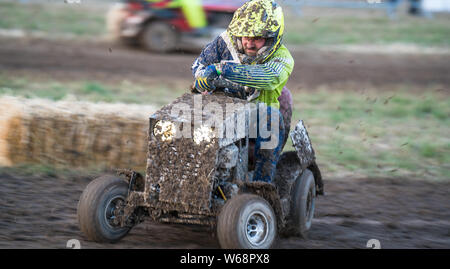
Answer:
(77, 78, 324, 249)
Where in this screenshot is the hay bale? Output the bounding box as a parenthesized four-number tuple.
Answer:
(0, 96, 157, 170)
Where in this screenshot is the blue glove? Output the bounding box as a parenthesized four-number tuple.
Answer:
(194, 64, 220, 92)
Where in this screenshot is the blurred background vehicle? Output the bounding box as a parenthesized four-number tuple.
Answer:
(107, 0, 246, 52)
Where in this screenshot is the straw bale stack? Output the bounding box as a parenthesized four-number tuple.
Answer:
(0, 96, 157, 170)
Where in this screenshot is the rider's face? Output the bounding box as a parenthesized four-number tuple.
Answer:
(242, 37, 266, 56)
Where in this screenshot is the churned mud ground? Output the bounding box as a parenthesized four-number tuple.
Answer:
(0, 171, 448, 249)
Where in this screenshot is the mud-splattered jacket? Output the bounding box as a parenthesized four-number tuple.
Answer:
(192, 31, 294, 109)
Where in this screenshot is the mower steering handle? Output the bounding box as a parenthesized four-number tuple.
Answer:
(210, 79, 254, 100)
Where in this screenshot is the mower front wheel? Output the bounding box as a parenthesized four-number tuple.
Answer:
(77, 175, 131, 243)
(217, 194, 277, 249)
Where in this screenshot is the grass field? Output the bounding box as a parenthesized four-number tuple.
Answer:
(0, 1, 107, 37)
(0, 1, 449, 47)
(285, 15, 450, 47)
(1, 76, 448, 181)
(287, 87, 450, 181)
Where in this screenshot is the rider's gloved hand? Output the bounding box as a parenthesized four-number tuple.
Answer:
(194, 64, 221, 92)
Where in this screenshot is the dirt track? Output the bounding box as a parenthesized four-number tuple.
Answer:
(0, 171, 449, 249)
(0, 37, 449, 249)
(1, 37, 449, 88)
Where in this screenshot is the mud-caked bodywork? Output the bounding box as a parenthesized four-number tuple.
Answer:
(123, 93, 251, 225)
(120, 93, 323, 229)
(78, 90, 324, 248)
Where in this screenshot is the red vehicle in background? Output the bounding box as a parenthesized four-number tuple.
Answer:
(107, 0, 246, 53)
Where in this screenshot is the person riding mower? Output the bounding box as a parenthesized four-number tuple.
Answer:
(192, 0, 294, 183)
(78, 0, 324, 249)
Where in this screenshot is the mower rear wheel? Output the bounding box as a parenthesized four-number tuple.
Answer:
(291, 169, 316, 238)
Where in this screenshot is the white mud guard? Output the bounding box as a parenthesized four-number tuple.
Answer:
(289, 120, 316, 171)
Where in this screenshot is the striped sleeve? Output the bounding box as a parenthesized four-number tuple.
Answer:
(220, 57, 294, 90)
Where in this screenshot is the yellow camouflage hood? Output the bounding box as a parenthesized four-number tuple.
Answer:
(227, 0, 284, 64)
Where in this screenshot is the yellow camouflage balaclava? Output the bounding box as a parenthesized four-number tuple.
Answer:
(227, 0, 285, 64)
